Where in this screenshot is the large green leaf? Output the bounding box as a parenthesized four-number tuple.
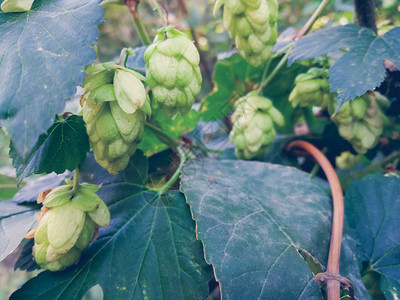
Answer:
(289, 24, 400, 110)
(10, 154, 212, 300)
(345, 173, 400, 299)
(10, 115, 89, 184)
(0, 201, 37, 262)
(0, 0, 103, 161)
(181, 160, 369, 299)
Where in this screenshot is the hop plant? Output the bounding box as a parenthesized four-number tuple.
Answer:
(81, 66, 151, 174)
(289, 68, 334, 108)
(214, 0, 278, 66)
(229, 91, 284, 159)
(25, 182, 110, 272)
(144, 26, 202, 117)
(329, 94, 387, 154)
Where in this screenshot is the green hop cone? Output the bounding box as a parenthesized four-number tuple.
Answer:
(329, 94, 387, 154)
(289, 68, 334, 108)
(229, 91, 284, 159)
(335, 151, 360, 170)
(144, 26, 202, 117)
(1, 0, 35, 12)
(28, 183, 110, 272)
(215, 0, 278, 66)
(82, 67, 150, 174)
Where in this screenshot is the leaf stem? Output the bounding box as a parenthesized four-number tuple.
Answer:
(73, 168, 80, 191)
(258, 47, 292, 91)
(351, 150, 400, 179)
(287, 140, 353, 300)
(133, 13, 151, 45)
(294, 0, 331, 41)
(156, 145, 187, 195)
(150, 0, 168, 27)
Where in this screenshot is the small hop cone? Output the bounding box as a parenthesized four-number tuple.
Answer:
(229, 91, 284, 159)
(335, 151, 360, 170)
(1, 0, 35, 12)
(26, 183, 110, 272)
(289, 68, 334, 108)
(81, 68, 150, 174)
(144, 26, 202, 117)
(329, 94, 387, 154)
(216, 0, 278, 66)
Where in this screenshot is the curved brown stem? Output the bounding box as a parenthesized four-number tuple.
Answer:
(287, 140, 349, 300)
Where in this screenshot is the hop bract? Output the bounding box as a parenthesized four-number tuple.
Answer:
(289, 68, 334, 108)
(144, 26, 202, 117)
(329, 94, 388, 154)
(215, 0, 278, 66)
(81, 66, 150, 174)
(1, 0, 35, 12)
(26, 182, 110, 272)
(229, 91, 284, 159)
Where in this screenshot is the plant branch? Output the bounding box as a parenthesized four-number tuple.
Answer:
(287, 140, 353, 300)
(354, 0, 377, 33)
(294, 0, 331, 41)
(351, 150, 400, 179)
(124, 1, 152, 45)
(156, 145, 187, 195)
(150, 0, 168, 27)
(258, 47, 292, 91)
(73, 168, 80, 191)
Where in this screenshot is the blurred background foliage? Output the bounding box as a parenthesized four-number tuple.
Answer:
(1, 0, 400, 298)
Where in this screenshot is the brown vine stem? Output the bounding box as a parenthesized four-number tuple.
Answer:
(294, 0, 331, 41)
(287, 140, 349, 300)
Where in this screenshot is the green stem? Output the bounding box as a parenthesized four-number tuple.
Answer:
(310, 147, 327, 178)
(256, 59, 272, 93)
(73, 168, 80, 191)
(351, 150, 400, 178)
(145, 121, 180, 151)
(150, 0, 168, 27)
(258, 47, 293, 91)
(156, 146, 187, 195)
(133, 12, 151, 45)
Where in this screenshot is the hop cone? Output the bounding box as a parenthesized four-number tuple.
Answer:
(329, 94, 387, 154)
(26, 182, 110, 272)
(215, 0, 278, 66)
(144, 26, 202, 117)
(289, 68, 334, 108)
(81, 67, 150, 174)
(335, 151, 360, 170)
(229, 91, 284, 159)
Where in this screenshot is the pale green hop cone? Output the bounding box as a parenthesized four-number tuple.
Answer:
(81, 67, 150, 174)
(289, 68, 334, 108)
(215, 0, 278, 66)
(27, 183, 111, 271)
(229, 91, 284, 159)
(144, 26, 202, 117)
